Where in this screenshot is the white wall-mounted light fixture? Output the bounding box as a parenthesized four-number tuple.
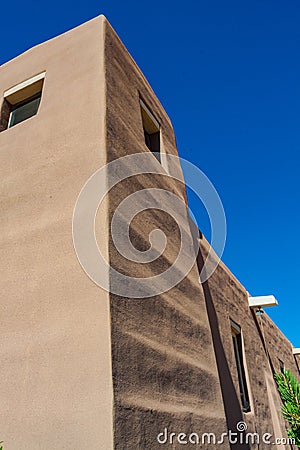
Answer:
(248, 295, 278, 315)
(292, 348, 300, 355)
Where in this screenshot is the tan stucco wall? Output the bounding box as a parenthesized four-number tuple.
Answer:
(198, 237, 299, 449)
(1, 14, 298, 450)
(104, 20, 230, 450)
(0, 17, 113, 450)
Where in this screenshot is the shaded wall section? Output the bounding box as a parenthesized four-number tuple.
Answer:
(104, 19, 230, 450)
(198, 237, 299, 449)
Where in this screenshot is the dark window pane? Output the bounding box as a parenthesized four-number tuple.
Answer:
(231, 324, 251, 413)
(144, 129, 160, 162)
(9, 95, 41, 128)
(279, 359, 285, 373)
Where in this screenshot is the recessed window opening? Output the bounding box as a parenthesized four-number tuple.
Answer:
(231, 320, 251, 413)
(279, 359, 285, 373)
(0, 72, 45, 131)
(8, 93, 41, 128)
(140, 99, 160, 162)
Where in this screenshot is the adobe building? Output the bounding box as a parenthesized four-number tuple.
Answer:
(0, 15, 299, 450)
(197, 239, 300, 450)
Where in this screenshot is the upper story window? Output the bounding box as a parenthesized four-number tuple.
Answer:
(0, 72, 45, 132)
(8, 93, 41, 128)
(231, 320, 251, 413)
(140, 99, 160, 162)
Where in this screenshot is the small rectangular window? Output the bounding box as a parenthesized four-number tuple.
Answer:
(0, 72, 45, 131)
(231, 320, 251, 413)
(140, 99, 160, 162)
(279, 359, 285, 373)
(8, 94, 41, 128)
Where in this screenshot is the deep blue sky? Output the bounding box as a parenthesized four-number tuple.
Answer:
(1, 1, 299, 346)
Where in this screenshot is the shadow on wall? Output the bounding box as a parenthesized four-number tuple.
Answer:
(197, 247, 250, 450)
(251, 310, 276, 374)
(251, 311, 294, 450)
(294, 356, 300, 375)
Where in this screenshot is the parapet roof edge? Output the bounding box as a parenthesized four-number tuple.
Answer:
(199, 234, 296, 349)
(0, 15, 106, 69)
(0, 15, 174, 131)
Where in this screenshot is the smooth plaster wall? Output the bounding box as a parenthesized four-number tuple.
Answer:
(0, 17, 114, 450)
